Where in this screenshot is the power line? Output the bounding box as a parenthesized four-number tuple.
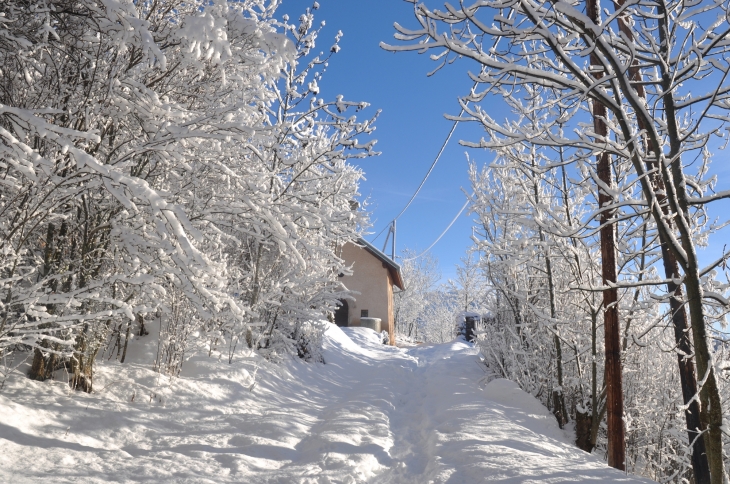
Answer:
(402, 194, 472, 262)
(370, 15, 512, 247)
(371, 55, 506, 242)
(393, 113, 462, 220)
(371, 106, 465, 244)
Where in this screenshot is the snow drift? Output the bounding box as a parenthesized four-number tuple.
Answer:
(0, 324, 652, 483)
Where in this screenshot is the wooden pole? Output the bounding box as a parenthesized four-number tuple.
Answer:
(586, 0, 625, 470)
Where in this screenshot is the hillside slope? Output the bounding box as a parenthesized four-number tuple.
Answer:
(0, 324, 652, 483)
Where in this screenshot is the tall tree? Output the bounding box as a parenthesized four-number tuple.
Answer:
(385, 1, 730, 480)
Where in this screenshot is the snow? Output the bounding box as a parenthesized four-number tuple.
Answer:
(0, 324, 652, 483)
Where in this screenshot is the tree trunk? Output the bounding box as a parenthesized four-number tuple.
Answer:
(608, 2, 712, 478)
(575, 307, 600, 454)
(137, 313, 148, 337)
(559, 162, 603, 453)
(28, 223, 60, 381)
(120, 319, 131, 364)
(660, 245, 711, 484)
(684, 267, 725, 484)
(653, 5, 725, 478)
(28, 342, 57, 381)
(69, 323, 93, 393)
(575, 409, 593, 452)
(530, 158, 567, 428)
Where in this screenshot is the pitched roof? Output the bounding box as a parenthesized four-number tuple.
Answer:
(356, 238, 405, 290)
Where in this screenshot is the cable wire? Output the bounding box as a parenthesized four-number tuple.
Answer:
(371, 106, 465, 243)
(401, 194, 472, 262)
(370, 12, 513, 244)
(392, 113, 462, 222)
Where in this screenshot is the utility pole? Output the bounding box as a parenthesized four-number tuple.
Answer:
(392, 219, 396, 260)
(382, 220, 397, 260)
(586, 0, 625, 470)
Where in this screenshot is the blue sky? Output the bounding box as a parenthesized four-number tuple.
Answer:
(279, 0, 730, 282)
(279, 0, 496, 281)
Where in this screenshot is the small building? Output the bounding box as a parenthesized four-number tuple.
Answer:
(335, 238, 404, 345)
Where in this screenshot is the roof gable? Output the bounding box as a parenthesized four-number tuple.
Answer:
(355, 238, 404, 290)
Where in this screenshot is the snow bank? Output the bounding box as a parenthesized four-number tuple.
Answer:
(482, 378, 568, 442)
(0, 323, 652, 483)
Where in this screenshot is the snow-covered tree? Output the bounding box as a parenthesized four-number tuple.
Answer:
(393, 250, 441, 342)
(386, 1, 730, 479)
(447, 251, 486, 313)
(0, 0, 377, 389)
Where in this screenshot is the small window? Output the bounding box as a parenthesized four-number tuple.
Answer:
(361, 310, 369, 318)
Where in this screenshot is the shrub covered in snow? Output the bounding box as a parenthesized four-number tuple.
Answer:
(0, 0, 376, 388)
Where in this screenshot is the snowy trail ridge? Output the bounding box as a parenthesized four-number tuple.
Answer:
(0, 325, 652, 483)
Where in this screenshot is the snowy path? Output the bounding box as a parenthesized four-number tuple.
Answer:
(0, 325, 652, 483)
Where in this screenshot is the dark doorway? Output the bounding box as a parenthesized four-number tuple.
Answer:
(334, 299, 349, 327)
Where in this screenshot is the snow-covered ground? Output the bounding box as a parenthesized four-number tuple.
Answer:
(0, 324, 652, 483)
